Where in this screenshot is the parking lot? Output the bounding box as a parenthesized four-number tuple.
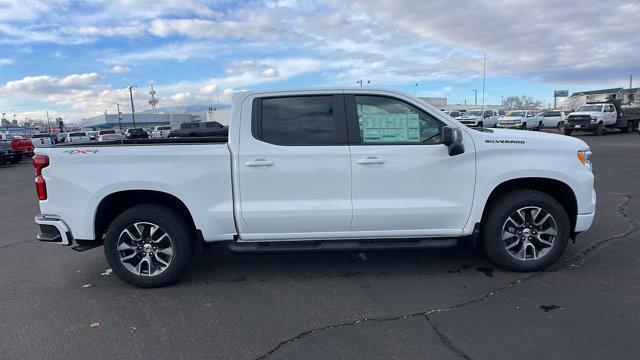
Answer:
(0, 132, 638, 360)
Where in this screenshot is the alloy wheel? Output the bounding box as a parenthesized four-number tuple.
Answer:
(501, 206, 557, 261)
(117, 222, 174, 276)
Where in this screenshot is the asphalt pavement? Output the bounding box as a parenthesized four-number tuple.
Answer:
(1, 132, 639, 360)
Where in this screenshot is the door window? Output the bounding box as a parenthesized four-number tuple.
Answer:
(351, 96, 442, 144)
(256, 96, 341, 146)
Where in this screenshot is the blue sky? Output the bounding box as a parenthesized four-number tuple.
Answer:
(1, 0, 639, 123)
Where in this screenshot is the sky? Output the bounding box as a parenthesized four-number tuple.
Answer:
(1, 0, 639, 123)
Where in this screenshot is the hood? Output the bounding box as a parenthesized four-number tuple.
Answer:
(469, 127, 589, 150)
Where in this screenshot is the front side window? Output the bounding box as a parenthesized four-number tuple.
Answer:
(354, 96, 442, 144)
(259, 96, 336, 145)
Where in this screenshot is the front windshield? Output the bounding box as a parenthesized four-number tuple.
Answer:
(466, 111, 483, 116)
(577, 105, 603, 112)
(506, 111, 525, 117)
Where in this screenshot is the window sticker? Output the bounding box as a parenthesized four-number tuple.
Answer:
(360, 113, 420, 142)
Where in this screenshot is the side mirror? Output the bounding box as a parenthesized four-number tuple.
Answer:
(441, 126, 465, 156)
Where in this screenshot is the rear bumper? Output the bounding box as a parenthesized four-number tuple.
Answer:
(35, 214, 73, 246)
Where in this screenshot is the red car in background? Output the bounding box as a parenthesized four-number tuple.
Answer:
(10, 136, 34, 162)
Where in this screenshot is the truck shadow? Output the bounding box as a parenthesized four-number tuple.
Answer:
(186, 243, 498, 284)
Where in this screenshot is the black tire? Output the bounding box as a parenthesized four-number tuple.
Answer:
(557, 121, 564, 130)
(594, 122, 604, 136)
(521, 122, 527, 130)
(481, 189, 570, 272)
(622, 121, 634, 133)
(10, 154, 23, 164)
(536, 122, 543, 131)
(478, 121, 484, 128)
(104, 204, 194, 288)
(563, 128, 573, 136)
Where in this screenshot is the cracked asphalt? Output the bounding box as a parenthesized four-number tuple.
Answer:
(1, 132, 639, 360)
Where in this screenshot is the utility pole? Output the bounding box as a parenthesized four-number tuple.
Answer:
(482, 53, 486, 106)
(46, 111, 51, 133)
(115, 103, 123, 130)
(629, 74, 633, 104)
(124, 85, 137, 127)
(472, 90, 478, 106)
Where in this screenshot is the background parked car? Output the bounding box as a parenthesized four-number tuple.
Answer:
(456, 109, 500, 128)
(97, 129, 126, 141)
(0, 136, 14, 165)
(66, 131, 91, 144)
(538, 110, 566, 129)
(56, 133, 68, 143)
(150, 125, 172, 139)
(10, 136, 34, 162)
(169, 121, 228, 137)
(31, 133, 54, 147)
(124, 128, 149, 139)
(496, 110, 539, 130)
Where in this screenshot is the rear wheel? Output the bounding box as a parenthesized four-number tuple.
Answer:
(622, 121, 634, 133)
(481, 189, 570, 272)
(594, 122, 604, 136)
(104, 204, 194, 288)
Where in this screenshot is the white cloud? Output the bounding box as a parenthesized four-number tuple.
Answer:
(3, 72, 100, 93)
(109, 65, 130, 73)
(0, 58, 14, 67)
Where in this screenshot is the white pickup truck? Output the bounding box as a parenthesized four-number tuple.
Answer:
(33, 88, 596, 287)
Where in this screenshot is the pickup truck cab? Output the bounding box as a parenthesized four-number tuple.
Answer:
(33, 88, 596, 287)
(456, 109, 499, 128)
(496, 110, 539, 130)
(565, 103, 617, 136)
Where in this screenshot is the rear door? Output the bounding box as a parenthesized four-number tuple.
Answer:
(346, 94, 475, 237)
(237, 94, 352, 240)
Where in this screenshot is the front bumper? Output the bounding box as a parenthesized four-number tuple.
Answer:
(565, 122, 598, 131)
(35, 215, 73, 246)
(496, 123, 523, 129)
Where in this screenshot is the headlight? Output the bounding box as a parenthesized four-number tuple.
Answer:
(577, 150, 592, 166)
(590, 116, 598, 122)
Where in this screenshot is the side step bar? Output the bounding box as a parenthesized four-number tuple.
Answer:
(227, 238, 458, 254)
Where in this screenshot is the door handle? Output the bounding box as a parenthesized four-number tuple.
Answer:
(356, 156, 385, 164)
(245, 158, 274, 167)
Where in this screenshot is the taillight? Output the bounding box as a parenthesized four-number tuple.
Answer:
(32, 155, 49, 200)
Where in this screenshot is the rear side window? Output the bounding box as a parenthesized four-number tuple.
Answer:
(256, 96, 340, 146)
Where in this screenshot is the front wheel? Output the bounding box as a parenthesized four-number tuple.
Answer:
(481, 189, 570, 272)
(10, 154, 23, 164)
(104, 204, 194, 288)
(536, 122, 543, 131)
(563, 128, 573, 136)
(594, 122, 604, 136)
(557, 121, 564, 130)
(521, 122, 527, 130)
(478, 121, 484, 128)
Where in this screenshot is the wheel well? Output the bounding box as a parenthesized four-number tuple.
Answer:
(482, 178, 578, 230)
(94, 190, 197, 242)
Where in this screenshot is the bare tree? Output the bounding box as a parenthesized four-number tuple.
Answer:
(503, 96, 543, 109)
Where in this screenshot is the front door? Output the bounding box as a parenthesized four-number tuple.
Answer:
(346, 94, 475, 237)
(237, 94, 352, 240)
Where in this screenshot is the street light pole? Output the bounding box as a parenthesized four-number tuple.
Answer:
(124, 85, 137, 127)
(115, 103, 123, 130)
